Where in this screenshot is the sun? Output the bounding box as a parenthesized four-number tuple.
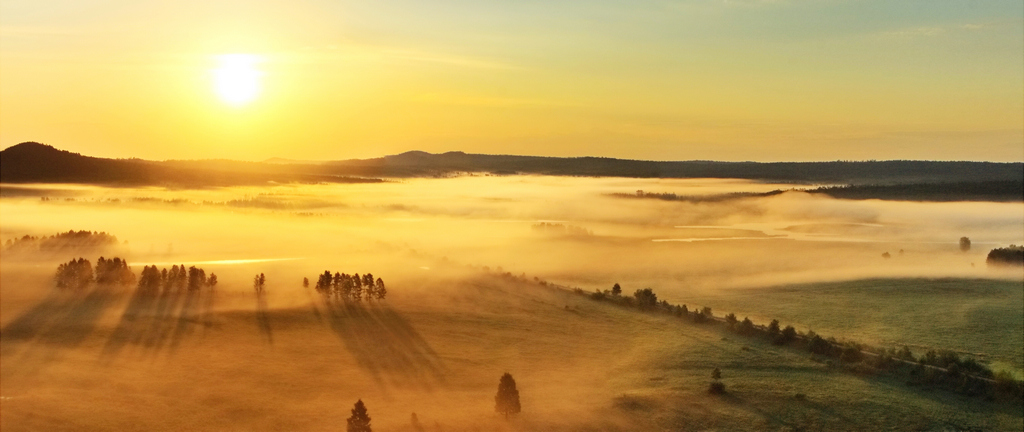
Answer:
(212, 54, 263, 107)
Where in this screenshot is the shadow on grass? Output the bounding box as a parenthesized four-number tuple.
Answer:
(1, 286, 122, 377)
(101, 287, 216, 359)
(322, 300, 446, 390)
(255, 290, 273, 345)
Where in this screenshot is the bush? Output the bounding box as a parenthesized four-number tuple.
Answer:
(708, 381, 726, 394)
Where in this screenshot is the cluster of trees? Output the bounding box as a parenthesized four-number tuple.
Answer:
(95, 256, 136, 286)
(531, 222, 592, 236)
(54, 256, 135, 289)
(805, 180, 1024, 202)
(308, 271, 386, 302)
(986, 245, 1023, 267)
(6, 230, 119, 253)
(574, 282, 1024, 401)
(137, 264, 217, 293)
(618, 190, 780, 203)
(253, 273, 266, 294)
(55, 258, 94, 289)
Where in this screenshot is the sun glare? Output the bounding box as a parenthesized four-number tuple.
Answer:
(212, 54, 263, 107)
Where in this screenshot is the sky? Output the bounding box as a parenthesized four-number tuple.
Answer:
(1, 0, 1022, 162)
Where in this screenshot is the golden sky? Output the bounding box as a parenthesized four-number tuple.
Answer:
(1, 0, 1022, 162)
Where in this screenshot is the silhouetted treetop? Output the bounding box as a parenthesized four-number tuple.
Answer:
(495, 373, 521, 419)
(987, 245, 1024, 267)
(347, 399, 372, 432)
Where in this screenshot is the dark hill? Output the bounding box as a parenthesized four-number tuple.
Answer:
(323, 151, 1023, 184)
(0, 142, 381, 186)
(3, 142, 1022, 188)
(0, 142, 157, 184)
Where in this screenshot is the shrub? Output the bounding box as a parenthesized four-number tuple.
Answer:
(708, 382, 726, 394)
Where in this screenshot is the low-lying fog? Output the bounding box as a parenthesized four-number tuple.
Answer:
(3, 175, 1023, 430)
(2, 176, 1021, 292)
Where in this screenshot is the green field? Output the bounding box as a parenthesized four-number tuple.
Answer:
(677, 278, 1024, 376)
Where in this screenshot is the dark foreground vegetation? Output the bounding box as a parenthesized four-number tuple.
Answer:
(4, 142, 1022, 186)
(572, 283, 1024, 402)
(987, 245, 1024, 267)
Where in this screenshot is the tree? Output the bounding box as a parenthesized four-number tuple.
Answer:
(495, 373, 521, 419)
(740, 317, 755, 335)
(768, 319, 780, 336)
(188, 266, 206, 291)
(363, 273, 376, 300)
(253, 273, 266, 294)
(375, 278, 386, 300)
(633, 288, 658, 309)
(782, 325, 798, 341)
(351, 273, 363, 301)
(724, 313, 737, 327)
(611, 283, 621, 296)
(207, 273, 218, 289)
(302, 277, 309, 288)
(959, 237, 971, 252)
(709, 368, 725, 394)
(347, 399, 372, 432)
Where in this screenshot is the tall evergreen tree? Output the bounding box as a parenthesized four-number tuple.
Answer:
(495, 373, 521, 419)
(347, 399, 372, 432)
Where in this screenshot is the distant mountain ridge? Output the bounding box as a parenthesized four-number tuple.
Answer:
(2, 142, 1023, 187)
(325, 149, 1023, 184)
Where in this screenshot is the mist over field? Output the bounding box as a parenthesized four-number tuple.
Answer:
(2, 176, 1023, 431)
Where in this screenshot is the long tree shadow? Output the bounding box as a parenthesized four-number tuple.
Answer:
(168, 289, 204, 352)
(323, 300, 446, 390)
(255, 290, 273, 345)
(102, 286, 161, 357)
(102, 287, 216, 359)
(1, 286, 122, 377)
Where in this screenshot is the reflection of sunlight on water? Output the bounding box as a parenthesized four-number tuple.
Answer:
(134, 258, 303, 266)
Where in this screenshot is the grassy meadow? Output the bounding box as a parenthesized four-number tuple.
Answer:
(1, 177, 1022, 431)
(677, 278, 1024, 377)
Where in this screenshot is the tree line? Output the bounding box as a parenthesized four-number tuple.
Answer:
(987, 245, 1023, 267)
(575, 282, 1024, 401)
(307, 271, 386, 302)
(55, 256, 136, 289)
(6, 230, 120, 254)
(138, 264, 218, 294)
